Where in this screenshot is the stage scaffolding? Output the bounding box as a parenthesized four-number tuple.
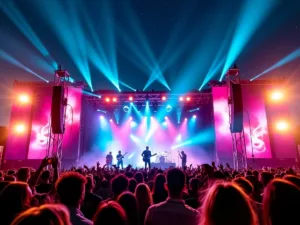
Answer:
(226, 67, 247, 171)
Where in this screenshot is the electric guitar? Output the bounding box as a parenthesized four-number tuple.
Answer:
(143, 153, 157, 162)
(117, 152, 128, 162)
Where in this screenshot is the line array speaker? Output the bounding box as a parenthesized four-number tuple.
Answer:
(51, 86, 65, 134)
(230, 83, 243, 133)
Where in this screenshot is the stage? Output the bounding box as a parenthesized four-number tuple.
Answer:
(1, 79, 298, 170)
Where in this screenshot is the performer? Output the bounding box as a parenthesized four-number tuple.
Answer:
(116, 150, 124, 169)
(179, 151, 187, 169)
(106, 151, 113, 168)
(142, 146, 152, 169)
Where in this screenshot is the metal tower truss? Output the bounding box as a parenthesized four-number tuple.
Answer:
(46, 66, 70, 164)
(226, 66, 247, 170)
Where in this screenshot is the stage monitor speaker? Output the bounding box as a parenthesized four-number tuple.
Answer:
(230, 83, 243, 133)
(51, 86, 65, 134)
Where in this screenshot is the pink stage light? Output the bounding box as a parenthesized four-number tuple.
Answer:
(110, 119, 113, 122)
(100, 115, 104, 119)
(162, 96, 167, 101)
(179, 97, 184, 101)
(270, 90, 284, 102)
(129, 96, 133, 101)
(165, 116, 168, 120)
(185, 118, 187, 121)
(18, 94, 30, 104)
(105, 97, 110, 102)
(15, 124, 26, 133)
(193, 115, 197, 118)
(275, 120, 289, 132)
(186, 97, 191, 101)
(129, 116, 133, 120)
(113, 97, 117, 102)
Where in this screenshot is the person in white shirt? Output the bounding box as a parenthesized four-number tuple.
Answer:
(144, 168, 199, 225)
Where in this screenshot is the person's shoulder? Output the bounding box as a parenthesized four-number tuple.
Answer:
(148, 201, 167, 211)
(184, 203, 199, 215)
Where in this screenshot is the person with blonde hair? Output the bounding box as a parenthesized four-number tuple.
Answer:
(93, 201, 128, 225)
(11, 204, 71, 225)
(135, 183, 153, 225)
(0, 182, 32, 225)
(200, 182, 257, 225)
(263, 179, 300, 225)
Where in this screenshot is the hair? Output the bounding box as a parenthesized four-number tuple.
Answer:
(233, 177, 254, 196)
(134, 172, 144, 184)
(11, 204, 71, 225)
(153, 174, 167, 194)
(55, 172, 87, 207)
(117, 192, 138, 225)
(0, 182, 32, 225)
(128, 178, 137, 193)
(260, 171, 274, 187)
(111, 175, 129, 198)
(263, 179, 300, 225)
(93, 201, 127, 225)
(283, 175, 300, 188)
(30, 193, 51, 207)
(166, 168, 186, 197)
(200, 182, 257, 225)
(17, 168, 30, 182)
(4, 175, 16, 181)
(85, 175, 94, 192)
(189, 178, 200, 191)
(135, 183, 153, 210)
(135, 183, 153, 225)
(41, 170, 51, 181)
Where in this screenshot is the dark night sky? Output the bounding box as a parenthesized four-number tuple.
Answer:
(0, 0, 300, 125)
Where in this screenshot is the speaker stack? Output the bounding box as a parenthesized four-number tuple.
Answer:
(51, 86, 65, 134)
(229, 83, 243, 133)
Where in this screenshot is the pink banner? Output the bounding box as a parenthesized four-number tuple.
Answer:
(242, 85, 272, 158)
(212, 87, 233, 164)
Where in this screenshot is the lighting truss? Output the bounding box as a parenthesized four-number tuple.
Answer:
(83, 91, 211, 107)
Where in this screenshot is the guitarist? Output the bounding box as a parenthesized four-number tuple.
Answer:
(116, 150, 125, 169)
(106, 151, 113, 169)
(142, 146, 152, 169)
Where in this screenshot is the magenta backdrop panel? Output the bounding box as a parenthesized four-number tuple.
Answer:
(28, 87, 82, 160)
(242, 86, 272, 158)
(61, 87, 82, 159)
(212, 87, 233, 164)
(265, 97, 296, 158)
(28, 87, 53, 159)
(5, 88, 33, 160)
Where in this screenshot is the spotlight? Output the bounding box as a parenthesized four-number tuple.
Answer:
(105, 97, 110, 102)
(193, 115, 197, 118)
(185, 118, 187, 121)
(15, 124, 25, 133)
(165, 116, 168, 120)
(18, 94, 30, 104)
(110, 119, 113, 122)
(129, 116, 133, 120)
(270, 91, 284, 102)
(162, 96, 167, 101)
(162, 121, 168, 127)
(123, 105, 130, 113)
(112, 97, 117, 102)
(131, 121, 137, 128)
(276, 120, 289, 131)
(166, 105, 172, 112)
(179, 97, 184, 102)
(186, 97, 191, 101)
(129, 96, 133, 101)
(100, 115, 104, 119)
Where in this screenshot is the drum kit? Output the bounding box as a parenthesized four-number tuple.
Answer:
(155, 151, 173, 163)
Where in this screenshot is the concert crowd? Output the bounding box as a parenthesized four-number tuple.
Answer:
(0, 156, 300, 225)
